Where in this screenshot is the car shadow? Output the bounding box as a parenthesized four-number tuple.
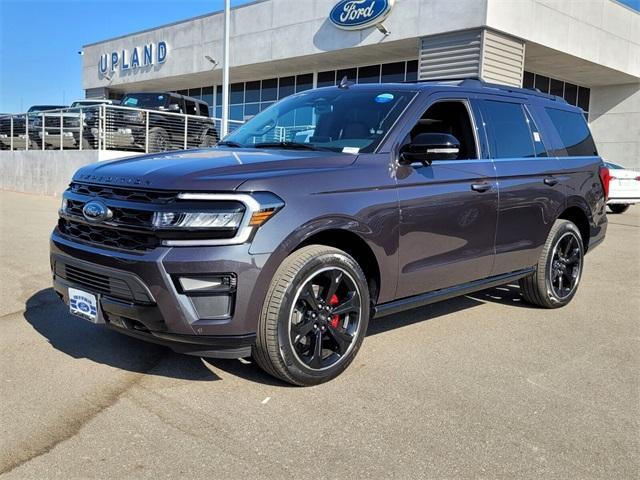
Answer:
(23, 288, 218, 381)
(25, 283, 532, 385)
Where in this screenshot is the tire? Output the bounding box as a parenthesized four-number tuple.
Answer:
(200, 131, 218, 148)
(519, 219, 584, 309)
(80, 137, 92, 150)
(608, 204, 630, 214)
(148, 127, 170, 152)
(253, 245, 370, 386)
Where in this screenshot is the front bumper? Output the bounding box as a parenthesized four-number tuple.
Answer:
(51, 230, 275, 358)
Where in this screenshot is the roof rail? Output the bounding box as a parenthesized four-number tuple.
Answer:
(406, 76, 566, 103)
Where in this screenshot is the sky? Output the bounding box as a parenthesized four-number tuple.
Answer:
(0, 0, 639, 113)
(0, 0, 254, 112)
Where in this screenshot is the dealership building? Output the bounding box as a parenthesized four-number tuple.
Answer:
(82, 0, 640, 167)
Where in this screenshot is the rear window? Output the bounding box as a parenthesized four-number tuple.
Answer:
(482, 100, 536, 159)
(545, 108, 597, 157)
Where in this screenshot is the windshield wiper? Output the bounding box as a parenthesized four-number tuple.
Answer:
(254, 141, 331, 151)
(217, 141, 244, 148)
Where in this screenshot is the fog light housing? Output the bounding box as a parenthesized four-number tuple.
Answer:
(176, 274, 237, 321)
(178, 275, 236, 293)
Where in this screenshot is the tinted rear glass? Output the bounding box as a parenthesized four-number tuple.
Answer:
(482, 100, 536, 158)
(545, 108, 597, 157)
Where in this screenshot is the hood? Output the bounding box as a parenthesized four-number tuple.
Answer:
(73, 147, 356, 191)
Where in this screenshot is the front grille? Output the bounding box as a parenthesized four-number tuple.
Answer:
(66, 199, 153, 229)
(64, 264, 133, 300)
(58, 219, 159, 251)
(61, 183, 243, 251)
(70, 183, 176, 204)
(53, 259, 153, 304)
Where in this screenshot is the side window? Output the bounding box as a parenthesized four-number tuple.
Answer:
(409, 100, 478, 159)
(523, 107, 547, 157)
(169, 97, 184, 113)
(185, 100, 198, 116)
(545, 108, 597, 157)
(482, 100, 536, 158)
(199, 103, 209, 117)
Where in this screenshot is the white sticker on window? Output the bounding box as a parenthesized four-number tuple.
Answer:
(533, 131, 541, 142)
(342, 147, 360, 154)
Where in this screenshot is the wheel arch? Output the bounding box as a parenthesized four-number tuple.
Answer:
(294, 229, 382, 305)
(558, 204, 591, 252)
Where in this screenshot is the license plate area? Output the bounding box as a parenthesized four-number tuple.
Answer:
(68, 288, 100, 323)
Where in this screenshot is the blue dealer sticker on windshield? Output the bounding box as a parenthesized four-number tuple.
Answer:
(375, 93, 394, 104)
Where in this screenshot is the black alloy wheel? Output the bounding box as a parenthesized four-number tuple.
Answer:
(253, 245, 370, 386)
(548, 231, 582, 300)
(289, 267, 362, 371)
(520, 219, 584, 308)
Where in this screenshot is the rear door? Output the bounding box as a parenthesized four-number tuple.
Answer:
(478, 96, 565, 275)
(394, 92, 498, 298)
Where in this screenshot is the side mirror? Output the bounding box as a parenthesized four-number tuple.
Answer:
(399, 133, 461, 165)
(168, 103, 181, 112)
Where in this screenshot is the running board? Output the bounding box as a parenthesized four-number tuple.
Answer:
(373, 268, 535, 318)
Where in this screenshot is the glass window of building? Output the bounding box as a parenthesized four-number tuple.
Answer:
(261, 78, 278, 102)
(337, 67, 357, 83)
(296, 74, 313, 93)
(279, 76, 295, 99)
(317, 70, 336, 88)
(357, 65, 381, 83)
(382, 62, 406, 83)
(523, 71, 591, 117)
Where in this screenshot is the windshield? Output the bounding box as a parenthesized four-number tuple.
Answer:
(28, 105, 66, 112)
(121, 94, 170, 109)
(223, 87, 416, 153)
(70, 101, 107, 108)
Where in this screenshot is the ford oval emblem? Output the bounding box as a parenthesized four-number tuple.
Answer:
(329, 0, 395, 30)
(82, 200, 112, 223)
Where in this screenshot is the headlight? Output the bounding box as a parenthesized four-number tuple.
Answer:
(160, 192, 285, 246)
(153, 211, 244, 229)
(60, 198, 68, 214)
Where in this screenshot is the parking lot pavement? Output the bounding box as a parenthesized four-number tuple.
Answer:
(0, 190, 638, 479)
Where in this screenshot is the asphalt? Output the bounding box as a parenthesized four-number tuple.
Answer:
(0, 190, 638, 479)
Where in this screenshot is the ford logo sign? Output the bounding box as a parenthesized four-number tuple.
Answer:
(82, 201, 112, 223)
(329, 0, 395, 30)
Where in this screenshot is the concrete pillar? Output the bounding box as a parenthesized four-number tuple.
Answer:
(589, 84, 640, 170)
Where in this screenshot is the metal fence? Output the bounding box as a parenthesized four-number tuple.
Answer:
(0, 105, 244, 153)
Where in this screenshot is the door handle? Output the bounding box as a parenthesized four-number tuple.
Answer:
(544, 176, 559, 187)
(471, 182, 492, 193)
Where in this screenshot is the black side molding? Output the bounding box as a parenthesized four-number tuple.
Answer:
(373, 268, 535, 318)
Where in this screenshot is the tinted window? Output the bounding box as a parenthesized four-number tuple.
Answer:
(410, 101, 478, 160)
(199, 103, 209, 117)
(185, 100, 198, 115)
(121, 94, 169, 109)
(545, 108, 598, 157)
(523, 108, 547, 157)
(482, 101, 536, 158)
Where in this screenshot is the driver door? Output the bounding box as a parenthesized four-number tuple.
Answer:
(394, 95, 498, 298)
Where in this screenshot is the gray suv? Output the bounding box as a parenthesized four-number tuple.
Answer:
(51, 80, 609, 386)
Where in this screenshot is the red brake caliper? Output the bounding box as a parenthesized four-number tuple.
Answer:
(329, 294, 340, 328)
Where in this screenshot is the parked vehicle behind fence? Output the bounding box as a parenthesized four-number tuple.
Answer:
(105, 92, 218, 152)
(50, 79, 608, 386)
(33, 99, 114, 150)
(0, 105, 67, 150)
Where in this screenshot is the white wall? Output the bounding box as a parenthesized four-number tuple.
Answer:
(82, 0, 488, 90)
(589, 83, 640, 169)
(486, 0, 640, 82)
